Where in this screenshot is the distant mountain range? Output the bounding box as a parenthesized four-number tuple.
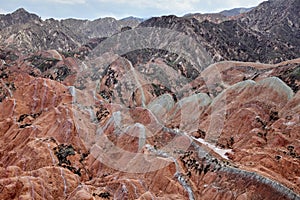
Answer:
(0, 0, 299, 64)
(120, 16, 145, 22)
(139, 0, 299, 63)
(184, 6, 254, 22)
(122, 7, 254, 22)
(219, 7, 253, 16)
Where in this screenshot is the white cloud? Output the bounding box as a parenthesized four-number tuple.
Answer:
(95, 0, 265, 16)
(95, 0, 198, 12)
(45, 0, 86, 4)
(0, 8, 8, 14)
(0, 0, 266, 20)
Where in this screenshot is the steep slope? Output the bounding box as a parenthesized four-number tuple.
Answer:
(0, 8, 41, 30)
(0, 8, 142, 55)
(60, 17, 141, 42)
(140, 0, 300, 64)
(0, 19, 82, 54)
(239, 0, 300, 56)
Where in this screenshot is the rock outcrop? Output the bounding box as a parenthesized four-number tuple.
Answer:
(140, 0, 300, 64)
(0, 47, 299, 199)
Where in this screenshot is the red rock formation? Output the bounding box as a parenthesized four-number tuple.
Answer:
(0, 51, 300, 199)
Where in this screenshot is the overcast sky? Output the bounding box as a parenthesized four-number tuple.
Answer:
(0, 0, 266, 20)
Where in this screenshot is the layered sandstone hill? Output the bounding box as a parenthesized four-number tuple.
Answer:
(0, 0, 300, 199)
(0, 48, 299, 199)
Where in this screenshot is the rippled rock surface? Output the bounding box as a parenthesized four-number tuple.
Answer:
(0, 1, 300, 199)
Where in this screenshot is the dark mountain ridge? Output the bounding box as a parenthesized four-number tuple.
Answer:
(0, 8, 41, 30)
(0, 8, 141, 54)
(220, 7, 253, 16)
(140, 0, 300, 63)
(0, 0, 299, 63)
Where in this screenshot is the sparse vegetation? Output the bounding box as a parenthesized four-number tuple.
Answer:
(54, 144, 75, 165)
(26, 54, 59, 72)
(93, 192, 111, 199)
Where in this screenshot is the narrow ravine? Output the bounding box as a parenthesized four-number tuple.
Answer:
(145, 144, 195, 200)
(128, 60, 147, 107)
